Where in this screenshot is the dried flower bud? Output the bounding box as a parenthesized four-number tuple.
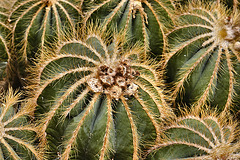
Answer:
(100, 75, 114, 86)
(125, 83, 138, 95)
(99, 65, 109, 75)
(107, 67, 116, 76)
(110, 86, 122, 100)
(234, 41, 240, 51)
(87, 78, 103, 93)
(116, 77, 126, 87)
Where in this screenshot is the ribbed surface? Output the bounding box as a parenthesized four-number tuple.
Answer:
(0, 88, 42, 160)
(30, 30, 172, 159)
(165, 1, 240, 111)
(10, 0, 81, 62)
(83, 0, 174, 56)
(146, 109, 240, 160)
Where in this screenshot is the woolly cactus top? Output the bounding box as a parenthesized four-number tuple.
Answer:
(87, 59, 140, 100)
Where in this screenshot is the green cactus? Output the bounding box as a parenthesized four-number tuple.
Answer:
(83, 0, 174, 57)
(145, 107, 240, 160)
(0, 6, 11, 82)
(164, 1, 240, 111)
(28, 28, 172, 159)
(0, 87, 43, 160)
(9, 0, 82, 64)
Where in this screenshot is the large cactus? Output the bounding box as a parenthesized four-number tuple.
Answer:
(29, 28, 172, 159)
(145, 107, 240, 159)
(164, 1, 240, 111)
(9, 0, 82, 64)
(0, 88, 43, 159)
(83, 0, 174, 57)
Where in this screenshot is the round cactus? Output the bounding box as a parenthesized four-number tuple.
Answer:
(164, 1, 240, 111)
(83, 0, 174, 57)
(9, 0, 82, 63)
(0, 88, 43, 160)
(29, 28, 172, 159)
(145, 107, 240, 160)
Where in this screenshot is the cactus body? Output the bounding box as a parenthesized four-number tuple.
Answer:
(0, 6, 11, 80)
(30, 29, 172, 159)
(165, 1, 240, 111)
(146, 108, 240, 160)
(0, 88, 42, 160)
(10, 0, 81, 63)
(83, 0, 174, 56)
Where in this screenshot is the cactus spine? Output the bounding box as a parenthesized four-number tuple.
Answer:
(164, 1, 240, 111)
(0, 88, 43, 159)
(146, 108, 240, 160)
(29, 28, 172, 159)
(83, 0, 174, 56)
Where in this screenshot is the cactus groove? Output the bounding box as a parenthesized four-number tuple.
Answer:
(146, 108, 240, 160)
(165, 1, 240, 111)
(9, 0, 81, 63)
(83, 0, 174, 56)
(29, 28, 172, 159)
(0, 6, 11, 82)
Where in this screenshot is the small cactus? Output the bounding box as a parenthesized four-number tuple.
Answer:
(83, 0, 174, 56)
(0, 88, 43, 159)
(9, 0, 82, 63)
(29, 28, 172, 159)
(145, 107, 240, 160)
(164, 1, 240, 111)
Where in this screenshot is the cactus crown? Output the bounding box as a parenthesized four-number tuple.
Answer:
(42, 0, 57, 6)
(87, 58, 140, 100)
(27, 27, 172, 159)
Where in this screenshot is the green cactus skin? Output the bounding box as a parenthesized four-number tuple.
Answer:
(83, 0, 174, 57)
(28, 28, 172, 159)
(145, 108, 240, 160)
(9, 0, 82, 64)
(0, 6, 11, 82)
(164, 1, 240, 111)
(0, 88, 43, 160)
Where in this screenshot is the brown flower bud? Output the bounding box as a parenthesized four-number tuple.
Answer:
(87, 78, 103, 93)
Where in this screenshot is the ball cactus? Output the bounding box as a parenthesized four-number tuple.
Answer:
(83, 0, 174, 57)
(9, 0, 82, 63)
(164, 1, 240, 111)
(145, 107, 240, 160)
(28, 28, 172, 159)
(0, 88, 43, 159)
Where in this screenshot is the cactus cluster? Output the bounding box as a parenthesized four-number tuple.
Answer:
(0, 0, 239, 159)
